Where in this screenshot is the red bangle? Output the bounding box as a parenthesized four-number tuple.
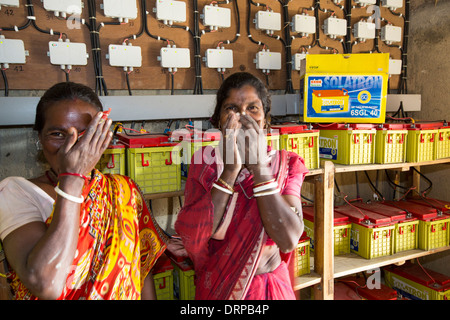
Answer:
(58, 172, 90, 181)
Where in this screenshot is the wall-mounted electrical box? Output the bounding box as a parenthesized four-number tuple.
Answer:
(155, 0, 186, 25)
(43, 0, 82, 18)
(158, 46, 190, 69)
(389, 59, 402, 75)
(48, 40, 88, 67)
(205, 48, 233, 70)
(381, 0, 403, 10)
(107, 44, 142, 68)
(354, 0, 376, 5)
(254, 10, 281, 32)
(381, 25, 402, 44)
(103, 0, 138, 22)
(293, 53, 307, 71)
(255, 50, 281, 71)
(0, 0, 19, 9)
(353, 21, 376, 41)
(202, 5, 231, 30)
(0, 36, 26, 67)
(292, 14, 316, 36)
(323, 16, 347, 38)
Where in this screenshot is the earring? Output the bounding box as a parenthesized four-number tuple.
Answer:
(36, 140, 42, 151)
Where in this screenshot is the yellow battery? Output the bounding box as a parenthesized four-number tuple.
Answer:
(266, 132, 280, 150)
(271, 124, 320, 169)
(335, 205, 396, 259)
(384, 262, 450, 300)
(406, 123, 440, 162)
(312, 89, 349, 113)
(317, 123, 376, 165)
(172, 259, 196, 300)
(95, 143, 126, 175)
(418, 216, 450, 251)
(436, 124, 450, 159)
(294, 236, 310, 277)
(375, 124, 407, 164)
(172, 130, 221, 179)
(302, 206, 351, 256)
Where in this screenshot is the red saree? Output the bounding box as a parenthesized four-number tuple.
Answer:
(174, 146, 308, 300)
(8, 170, 167, 300)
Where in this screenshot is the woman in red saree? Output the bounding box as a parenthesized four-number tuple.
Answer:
(175, 72, 308, 300)
(0, 82, 167, 299)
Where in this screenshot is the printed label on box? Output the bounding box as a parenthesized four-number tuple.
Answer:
(319, 136, 338, 160)
(304, 74, 386, 123)
(351, 229, 360, 252)
(391, 277, 430, 300)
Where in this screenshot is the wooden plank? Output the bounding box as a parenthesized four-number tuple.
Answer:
(293, 272, 321, 291)
(313, 160, 334, 300)
(334, 158, 450, 173)
(334, 247, 450, 279)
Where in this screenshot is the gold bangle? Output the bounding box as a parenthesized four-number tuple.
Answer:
(253, 178, 276, 188)
(217, 177, 234, 192)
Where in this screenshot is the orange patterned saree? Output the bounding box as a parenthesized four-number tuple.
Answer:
(8, 170, 167, 300)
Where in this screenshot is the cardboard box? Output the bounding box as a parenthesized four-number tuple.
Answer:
(301, 53, 389, 123)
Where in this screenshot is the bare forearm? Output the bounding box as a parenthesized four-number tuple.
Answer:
(251, 166, 303, 252)
(211, 167, 240, 233)
(25, 177, 84, 298)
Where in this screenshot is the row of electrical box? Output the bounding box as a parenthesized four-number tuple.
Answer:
(0, 35, 402, 75)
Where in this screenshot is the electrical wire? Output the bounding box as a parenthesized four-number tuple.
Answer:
(170, 72, 175, 95)
(411, 167, 433, 196)
(63, 69, 70, 82)
(193, 0, 203, 94)
(1, 68, 8, 96)
(125, 71, 132, 96)
(87, 0, 108, 96)
(364, 170, 385, 201)
(278, 0, 294, 94)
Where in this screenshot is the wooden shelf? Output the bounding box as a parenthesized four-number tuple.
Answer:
(334, 246, 450, 279)
(293, 271, 321, 291)
(334, 158, 450, 173)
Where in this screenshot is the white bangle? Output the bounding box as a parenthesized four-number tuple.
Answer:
(212, 183, 234, 195)
(253, 188, 280, 198)
(253, 182, 278, 194)
(54, 186, 84, 204)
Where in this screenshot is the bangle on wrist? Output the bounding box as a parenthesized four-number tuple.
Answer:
(253, 188, 280, 198)
(212, 183, 234, 195)
(59, 172, 90, 182)
(54, 186, 84, 204)
(253, 178, 275, 189)
(217, 178, 234, 193)
(253, 181, 278, 194)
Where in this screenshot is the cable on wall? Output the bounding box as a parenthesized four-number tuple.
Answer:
(87, 0, 108, 96)
(1, 68, 8, 96)
(215, 0, 241, 83)
(278, 0, 294, 94)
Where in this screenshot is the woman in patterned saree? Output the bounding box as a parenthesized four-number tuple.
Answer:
(0, 82, 167, 300)
(175, 72, 308, 300)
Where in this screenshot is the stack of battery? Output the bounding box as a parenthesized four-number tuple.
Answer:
(352, 202, 419, 253)
(383, 199, 450, 251)
(334, 204, 396, 259)
(384, 261, 450, 300)
(302, 206, 351, 256)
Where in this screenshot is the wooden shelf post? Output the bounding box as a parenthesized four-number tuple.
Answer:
(313, 160, 335, 300)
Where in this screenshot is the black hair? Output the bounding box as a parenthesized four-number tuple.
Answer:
(210, 72, 271, 128)
(34, 82, 103, 133)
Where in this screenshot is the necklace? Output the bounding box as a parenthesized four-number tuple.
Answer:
(45, 169, 58, 187)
